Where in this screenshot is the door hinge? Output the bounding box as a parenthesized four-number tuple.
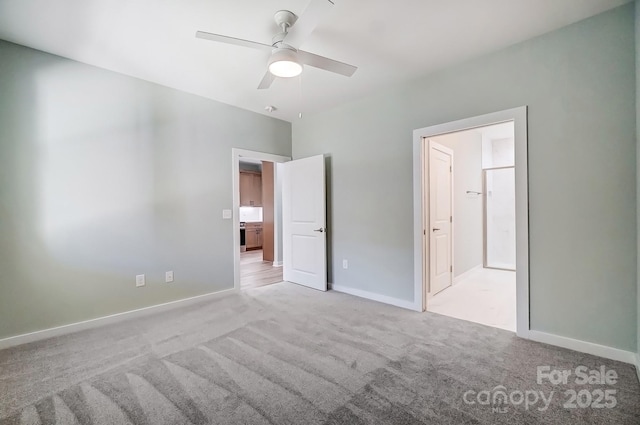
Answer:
(423, 229, 426, 235)
(450, 216, 452, 223)
(450, 265, 453, 272)
(450, 166, 452, 172)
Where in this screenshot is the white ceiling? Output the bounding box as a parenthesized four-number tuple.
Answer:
(0, 0, 630, 122)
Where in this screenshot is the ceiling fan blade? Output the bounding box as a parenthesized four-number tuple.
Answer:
(257, 71, 276, 90)
(283, 0, 335, 48)
(298, 50, 357, 77)
(196, 31, 273, 52)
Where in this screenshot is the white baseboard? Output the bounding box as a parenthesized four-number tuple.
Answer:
(0, 288, 236, 350)
(272, 261, 283, 267)
(527, 330, 636, 365)
(331, 284, 421, 312)
(453, 264, 483, 284)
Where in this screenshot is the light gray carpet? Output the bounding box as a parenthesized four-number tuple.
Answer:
(1, 282, 639, 424)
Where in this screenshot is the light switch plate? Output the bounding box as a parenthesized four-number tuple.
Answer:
(136, 274, 145, 287)
(222, 209, 232, 219)
(165, 271, 174, 283)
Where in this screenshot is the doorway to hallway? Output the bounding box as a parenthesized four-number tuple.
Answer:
(232, 149, 329, 293)
(232, 149, 289, 291)
(237, 157, 283, 290)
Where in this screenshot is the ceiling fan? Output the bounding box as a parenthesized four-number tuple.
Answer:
(195, 0, 357, 89)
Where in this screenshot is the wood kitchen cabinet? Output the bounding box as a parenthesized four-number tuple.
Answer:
(245, 228, 258, 249)
(239, 171, 262, 207)
(245, 222, 263, 250)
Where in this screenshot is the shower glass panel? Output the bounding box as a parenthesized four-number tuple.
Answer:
(484, 167, 516, 270)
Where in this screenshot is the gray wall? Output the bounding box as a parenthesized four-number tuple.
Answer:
(636, 0, 640, 362)
(293, 5, 636, 351)
(432, 131, 483, 277)
(0, 40, 291, 339)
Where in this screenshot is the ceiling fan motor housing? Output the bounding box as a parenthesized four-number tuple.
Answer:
(272, 10, 298, 48)
(273, 10, 298, 32)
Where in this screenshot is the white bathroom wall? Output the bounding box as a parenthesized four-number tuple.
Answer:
(481, 122, 515, 169)
(491, 138, 515, 167)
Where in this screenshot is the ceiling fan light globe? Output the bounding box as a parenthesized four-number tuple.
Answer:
(269, 60, 302, 77)
(268, 48, 302, 78)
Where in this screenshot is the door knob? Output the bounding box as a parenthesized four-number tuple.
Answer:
(432, 228, 440, 232)
(314, 228, 325, 233)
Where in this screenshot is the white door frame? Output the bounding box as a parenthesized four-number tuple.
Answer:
(412, 106, 530, 338)
(232, 148, 291, 291)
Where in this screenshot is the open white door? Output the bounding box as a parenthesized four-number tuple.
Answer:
(429, 141, 454, 295)
(282, 155, 327, 291)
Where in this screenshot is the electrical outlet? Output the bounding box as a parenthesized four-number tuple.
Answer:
(343, 259, 348, 269)
(136, 274, 145, 287)
(165, 271, 174, 283)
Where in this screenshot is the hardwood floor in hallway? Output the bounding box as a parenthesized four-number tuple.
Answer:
(240, 249, 283, 289)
